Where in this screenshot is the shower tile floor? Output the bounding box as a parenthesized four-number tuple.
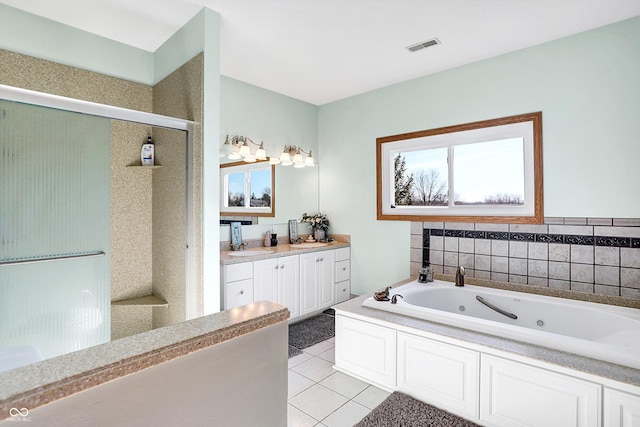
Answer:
(288, 337, 390, 427)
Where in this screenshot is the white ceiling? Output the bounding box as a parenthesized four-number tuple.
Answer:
(2, 0, 640, 105)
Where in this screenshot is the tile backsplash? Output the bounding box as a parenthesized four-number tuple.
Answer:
(410, 218, 640, 300)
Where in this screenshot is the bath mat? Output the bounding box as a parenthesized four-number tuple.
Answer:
(288, 312, 335, 358)
(354, 391, 481, 427)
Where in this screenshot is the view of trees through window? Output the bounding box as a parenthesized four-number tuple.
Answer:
(226, 167, 271, 208)
(393, 137, 525, 207)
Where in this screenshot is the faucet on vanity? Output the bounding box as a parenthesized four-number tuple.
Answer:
(231, 242, 248, 251)
(455, 266, 465, 287)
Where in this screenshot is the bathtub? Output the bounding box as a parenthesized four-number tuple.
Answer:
(362, 280, 640, 370)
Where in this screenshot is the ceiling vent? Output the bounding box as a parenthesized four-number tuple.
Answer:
(406, 38, 441, 53)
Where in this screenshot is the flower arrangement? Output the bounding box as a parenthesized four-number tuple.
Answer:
(301, 212, 330, 231)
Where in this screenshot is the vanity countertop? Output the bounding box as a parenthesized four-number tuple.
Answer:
(220, 241, 350, 265)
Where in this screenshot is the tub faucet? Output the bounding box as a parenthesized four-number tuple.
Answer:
(455, 266, 465, 287)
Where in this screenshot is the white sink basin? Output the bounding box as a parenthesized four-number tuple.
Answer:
(228, 250, 275, 257)
(289, 242, 329, 249)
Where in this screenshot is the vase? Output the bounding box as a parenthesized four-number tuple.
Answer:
(314, 229, 326, 241)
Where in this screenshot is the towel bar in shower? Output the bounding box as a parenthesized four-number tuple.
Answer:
(0, 251, 106, 266)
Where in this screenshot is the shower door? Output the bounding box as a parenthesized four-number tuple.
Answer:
(0, 100, 111, 370)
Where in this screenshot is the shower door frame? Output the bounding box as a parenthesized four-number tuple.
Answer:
(0, 83, 199, 321)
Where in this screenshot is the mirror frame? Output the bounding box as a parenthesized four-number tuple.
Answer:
(376, 112, 544, 224)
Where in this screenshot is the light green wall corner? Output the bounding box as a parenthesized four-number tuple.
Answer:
(202, 8, 222, 315)
(0, 4, 154, 85)
(318, 15, 640, 295)
(154, 10, 205, 85)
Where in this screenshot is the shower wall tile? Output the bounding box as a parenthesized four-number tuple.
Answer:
(410, 234, 423, 249)
(410, 221, 423, 235)
(415, 216, 640, 300)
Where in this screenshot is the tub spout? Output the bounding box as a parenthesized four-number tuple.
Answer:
(455, 266, 465, 287)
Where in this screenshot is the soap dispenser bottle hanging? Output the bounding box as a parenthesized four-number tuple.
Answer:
(141, 135, 154, 166)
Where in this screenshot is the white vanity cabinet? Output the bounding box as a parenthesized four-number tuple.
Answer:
(335, 247, 351, 303)
(604, 388, 640, 427)
(299, 250, 335, 316)
(479, 354, 600, 427)
(222, 262, 254, 309)
(221, 245, 349, 319)
(254, 255, 300, 319)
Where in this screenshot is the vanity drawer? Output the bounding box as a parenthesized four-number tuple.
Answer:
(336, 260, 350, 283)
(224, 262, 253, 283)
(336, 280, 351, 303)
(335, 247, 350, 261)
(225, 278, 254, 309)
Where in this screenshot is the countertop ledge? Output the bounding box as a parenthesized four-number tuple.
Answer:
(0, 301, 289, 419)
(220, 241, 350, 264)
(334, 288, 640, 388)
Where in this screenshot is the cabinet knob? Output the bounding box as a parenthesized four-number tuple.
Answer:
(240, 290, 244, 295)
(342, 267, 347, 271)
(320, 257, 324, 262)
(275, 265, 279, 269)
(281, 265, 285, 269)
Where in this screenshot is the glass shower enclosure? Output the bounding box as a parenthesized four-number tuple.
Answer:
(0, 99, 111, 370)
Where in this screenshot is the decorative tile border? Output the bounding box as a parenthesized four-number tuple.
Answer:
(427, 228, 640, 248)
(412, 217, 640, 300)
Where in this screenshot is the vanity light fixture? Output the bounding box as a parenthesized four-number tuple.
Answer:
(269, 145, 314, 168)
(223, 135, 315, 168)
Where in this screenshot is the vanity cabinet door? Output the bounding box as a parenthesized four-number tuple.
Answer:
(480, 354, 600, 427)
(300, 250, 335, 315)
(299, 252, 320, 315)
(254, 258, 278, 303)
(278, 255, 300, 319)
(397, 332, 479, 420)
(317, 250, 335, 308)
(605, 388, 640, 427)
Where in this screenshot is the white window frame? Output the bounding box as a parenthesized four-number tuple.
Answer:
(377, 112, 543, 223)
(220, 161, 274, 216)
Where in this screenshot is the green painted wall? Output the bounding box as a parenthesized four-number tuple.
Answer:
(318, 16, 640, 295)
(0, 4, 154, 84)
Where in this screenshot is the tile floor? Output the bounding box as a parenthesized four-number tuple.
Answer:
(288, 337, 390, 427)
